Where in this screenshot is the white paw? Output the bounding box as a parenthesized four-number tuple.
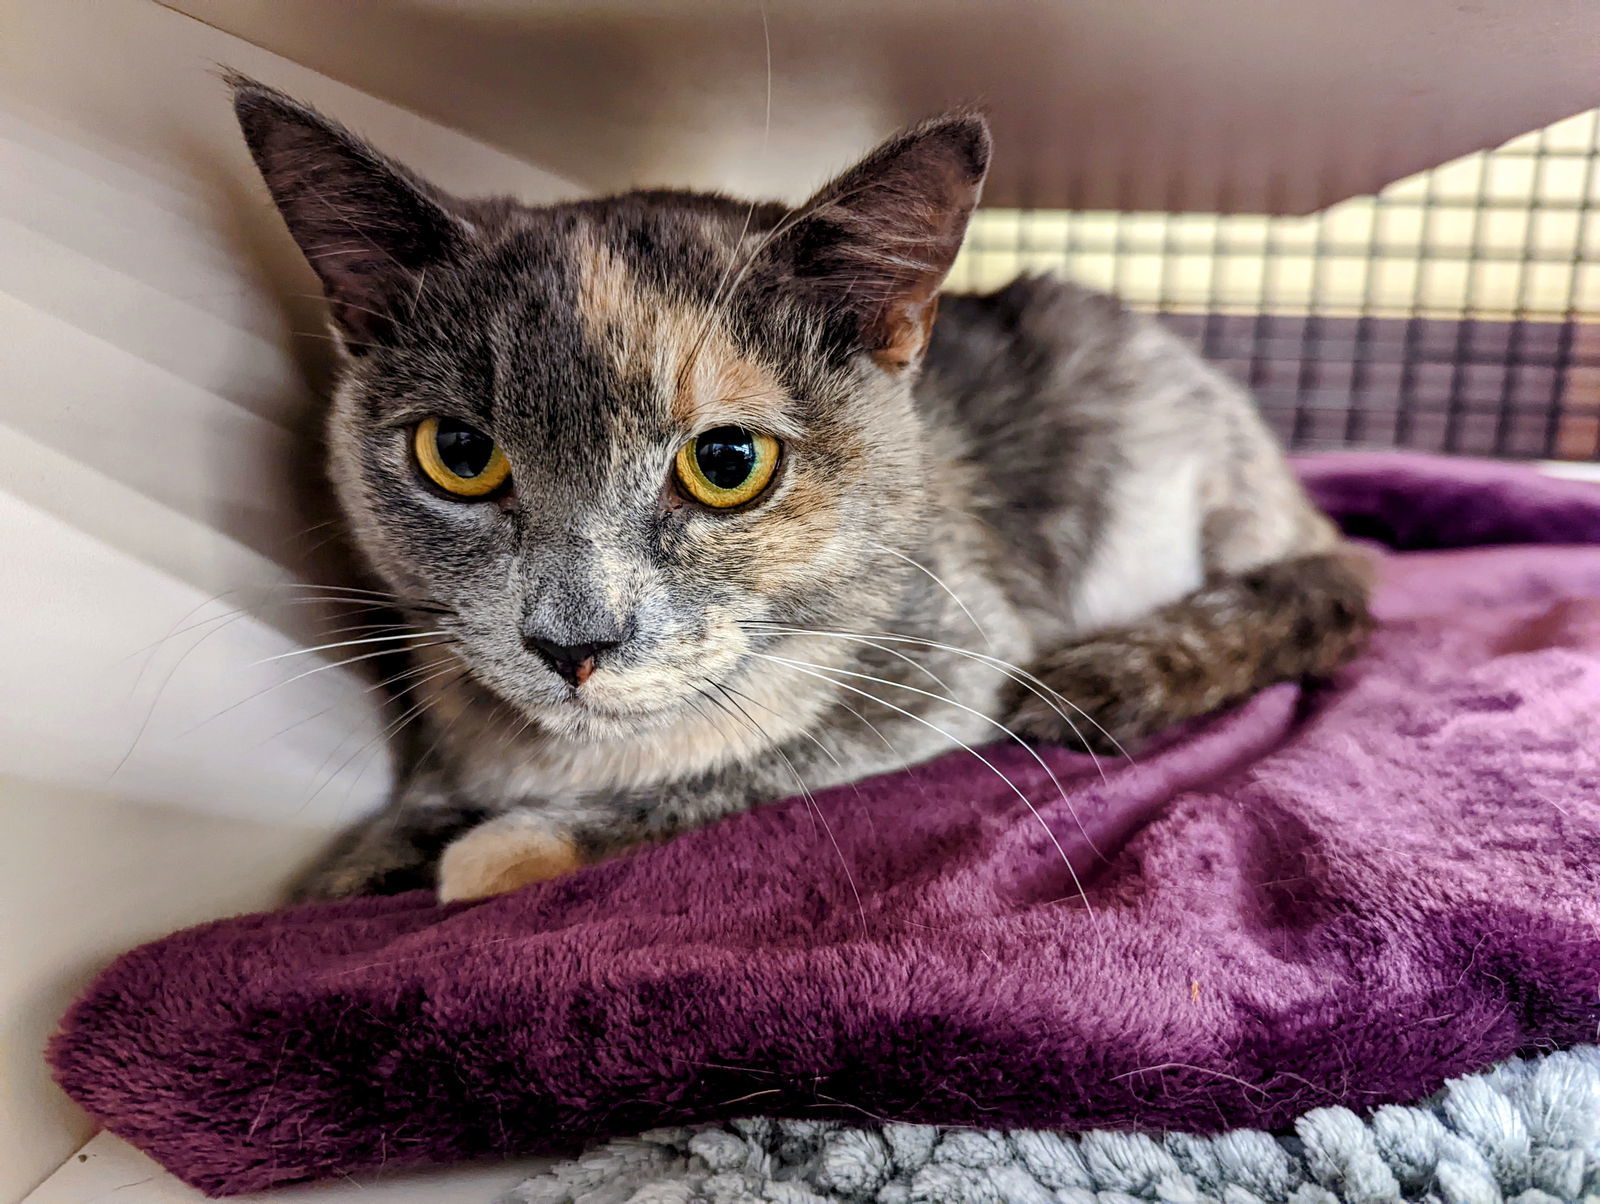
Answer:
(436, 814, 583, 902)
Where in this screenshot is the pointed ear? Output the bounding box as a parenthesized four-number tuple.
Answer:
(227, 72, 471, 351)
(765, 112, 990, 372)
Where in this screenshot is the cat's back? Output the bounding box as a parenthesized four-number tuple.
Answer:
(924, 273, 1133, 404)
(917, 274, 1315, 634)
(920, 274, 1243, 456)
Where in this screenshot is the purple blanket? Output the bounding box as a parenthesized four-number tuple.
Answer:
(51, 454, 1600, 1196)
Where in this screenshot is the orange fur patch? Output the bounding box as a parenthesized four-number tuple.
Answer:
(573, 227, 794, 435)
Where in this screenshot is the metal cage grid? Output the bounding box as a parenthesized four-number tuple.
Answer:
(951, 110, 1600, 461)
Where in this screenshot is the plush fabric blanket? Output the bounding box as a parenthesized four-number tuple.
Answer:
(50, 454, 1600, 1197)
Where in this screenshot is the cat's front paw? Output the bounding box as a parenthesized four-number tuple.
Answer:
(436, 813, 584, 902)
(289, 845, 439, 902)
(288, 802, 494, 902)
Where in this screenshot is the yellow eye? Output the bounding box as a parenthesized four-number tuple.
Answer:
(674, 426, 781, 508)
(414, 416, 511, 497)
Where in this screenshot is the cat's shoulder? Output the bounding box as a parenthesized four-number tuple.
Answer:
(923, 273, 1193, 418)
(937, 272, 1133, 339)
(923, 273, 1150, 388)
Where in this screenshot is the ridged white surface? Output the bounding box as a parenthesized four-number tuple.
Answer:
(0, 3, 578, 1194)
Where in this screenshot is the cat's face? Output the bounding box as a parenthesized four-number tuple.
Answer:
(233, 77, 987, 738)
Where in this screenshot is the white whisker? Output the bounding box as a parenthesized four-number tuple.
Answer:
(115, 584, 414, 770)
(250, 654, 455, 751)
(124, 596, 438, 683)
(311, 618, 429, 640)
(125, 580, 444, 665)
(867, 543, 994, 649)
(301, 663, 461, 810)
(752, 653, 1096, 920)
(752, 622, 1130, 766)
(714, 680, 846, 770)
(252, 630, 450, 666)
(261, 582, 407, 601)
(179, 640, 455, 737)
(798, 633, 953, 692)
(718, 679, 947, 854)
(696, 685, 869, 936)
(756, 651, 1100, 860)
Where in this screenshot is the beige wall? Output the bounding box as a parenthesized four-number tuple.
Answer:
(167, 0, 1600, 214)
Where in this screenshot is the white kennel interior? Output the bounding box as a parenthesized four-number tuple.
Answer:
(5, 2, 1600, 1200)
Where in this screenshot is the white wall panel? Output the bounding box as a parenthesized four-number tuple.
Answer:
(0, 3, 580, 1194)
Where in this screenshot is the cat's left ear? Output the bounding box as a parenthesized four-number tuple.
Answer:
(764, 112, 990, 373)
(227, 72, 472, 352)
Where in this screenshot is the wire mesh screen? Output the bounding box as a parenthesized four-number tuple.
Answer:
(950, 110, 1600, 461)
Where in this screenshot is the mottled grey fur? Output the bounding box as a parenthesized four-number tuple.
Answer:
(229, 76, 1370, 901)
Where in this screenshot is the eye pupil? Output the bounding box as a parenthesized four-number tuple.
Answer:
(673, 426, 779, 508)
(434, 419, 494, 479)
(414, 416, 510, 498)
(694, 426, 758, 489)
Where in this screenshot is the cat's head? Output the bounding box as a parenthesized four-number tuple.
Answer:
(232, 76, 988, 738)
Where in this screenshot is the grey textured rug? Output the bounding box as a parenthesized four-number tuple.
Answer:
(504, 1046, 1600, 1204)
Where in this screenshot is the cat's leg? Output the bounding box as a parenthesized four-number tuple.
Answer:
(435, 811, 584, 902)
(430, 773, 779, 901)
(295, 799, 584, 903)
(1005, 547, 1374, 753)
(289, 791, 492, 901)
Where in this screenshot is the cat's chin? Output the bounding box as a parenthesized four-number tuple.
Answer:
(449, 657, 695, 741)
(521, 693, 690, 743)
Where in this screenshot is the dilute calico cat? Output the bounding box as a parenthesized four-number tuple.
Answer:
(230, 75, 1371, 904)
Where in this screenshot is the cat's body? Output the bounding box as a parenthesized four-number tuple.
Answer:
(229, 78, 1370, 903)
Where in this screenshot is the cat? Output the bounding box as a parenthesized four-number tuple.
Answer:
(228, 74, 1372, 904)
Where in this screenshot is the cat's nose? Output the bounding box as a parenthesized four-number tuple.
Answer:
(521, 626, 630, 689)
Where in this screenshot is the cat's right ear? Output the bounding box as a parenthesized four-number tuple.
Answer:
(227, 73, 470, 351)
(760, 111, 990, 374)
